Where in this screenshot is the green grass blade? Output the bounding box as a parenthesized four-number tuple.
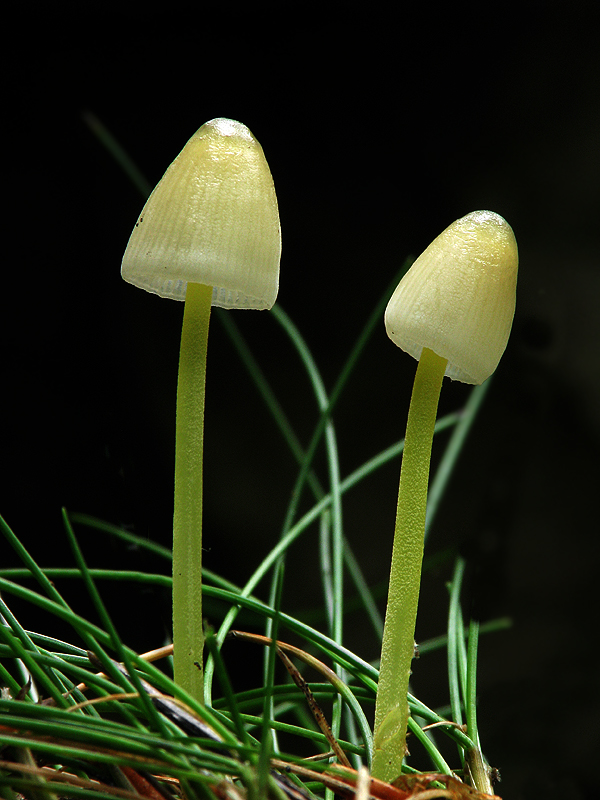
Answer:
(417, 615, 511, 656)
(82, 111, 153, 199)
(205, 416, 459, 691)
(0, 598, 69, 707)
(1, 515, 71, 610)
(406, 716, 453, 775)
(342, 539, 384, 640)
(61, 510, 169, 737)
(0, 658, 22, 697)
(464, 618, 494, 795)
(270, 307, 344, 648)
(447, 556, 466, 730)
(68, 513, 173, 561)
(258, 560, 285, 794)
(340, 413, 459, 493)
(216, 310, 323, 501)
(425, 380, 491, 542)
(466, 616, 480, 748)
(203, 625, 250, 749)
(0, 567, 171, 588)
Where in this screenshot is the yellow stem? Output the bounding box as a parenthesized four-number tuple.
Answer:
(372, 347, 447, 782)
(173, 281, 212, 702)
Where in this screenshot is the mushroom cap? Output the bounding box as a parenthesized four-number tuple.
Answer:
(384, 210, 518, 384)
(121, 118, 281, 309)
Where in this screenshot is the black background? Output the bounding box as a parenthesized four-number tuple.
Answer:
(3, 3, 600, 798)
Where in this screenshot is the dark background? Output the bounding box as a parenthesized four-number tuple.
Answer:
(3, 3, 599, 798)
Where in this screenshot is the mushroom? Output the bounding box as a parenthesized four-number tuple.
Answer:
(371, 211, 518, 783)
(121, 118, 281, 703)
(384, 209, 518, 385)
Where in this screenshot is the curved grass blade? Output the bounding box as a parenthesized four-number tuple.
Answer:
(425, 380, 492, 543)
(0, 597, 72, 708)
(447, 557, 467, 732)
(82, 111, 153, 199)
(67, 513, 172, 562)
(60, 510, 169, 738)
(202, 414, 459, 676)
(229, 630, 372, 767)
(203, 626, 250, 749)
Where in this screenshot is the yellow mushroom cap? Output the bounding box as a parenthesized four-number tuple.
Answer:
(121, 118, 281, 309)
(384, 210, 518, 384)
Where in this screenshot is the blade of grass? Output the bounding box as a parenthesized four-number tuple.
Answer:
(447, 556, 466, 730)
(425, 380, 492, 542)
(236, 711, 365, 757)
(68, 513, 172, 562)
(214, 682, 371, 713)
(228, 631, 373, 766)
(258, 559, 285, 796)
(0, 659, 22, 697)
(203, 626, 250, 750)
(464, 618, 494, 795)
(60, 510, 169, 738)
(203, 414, 458, 654)
(406, 716, 453, 775)
(1, 515, 72, 610)
(342, 541, 383, 640)
(0, 568, 172, 589)
(417, 616, 512, 656)
(216, 310, 323, 503)
(269, 263, 415, 536)
(82, 111, 153, 198)
(0, 601, 70, 707)
(465, 617, 480, 749)
(276, 647, 352, 768)
(219, 263, 414, 621)
(270, 312, 345, 741)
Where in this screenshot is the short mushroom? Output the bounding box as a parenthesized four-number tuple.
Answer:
(371, 210, 518, 784)
(121, 118, 281, 703)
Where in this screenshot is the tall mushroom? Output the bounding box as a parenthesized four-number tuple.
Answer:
(372, 210, 518, 783)
(121, 118, 281, 703)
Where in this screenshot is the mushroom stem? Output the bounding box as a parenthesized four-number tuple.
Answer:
(372, 346, 448, 783)
(173, 281, 213, 703)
